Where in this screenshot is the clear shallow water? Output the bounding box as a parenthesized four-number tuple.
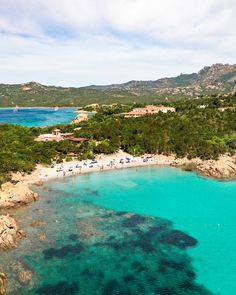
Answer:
(1, 166, 236, 294)
(0, 108, 77, 127)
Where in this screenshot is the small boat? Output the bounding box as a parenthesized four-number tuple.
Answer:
(54, 106, 59, 111)
(13, 105, 19, 112)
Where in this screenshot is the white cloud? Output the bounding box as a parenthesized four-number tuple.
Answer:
(0, 0, 235, 85)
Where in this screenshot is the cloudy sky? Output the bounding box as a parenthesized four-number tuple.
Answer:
(0, 0, 235, 86)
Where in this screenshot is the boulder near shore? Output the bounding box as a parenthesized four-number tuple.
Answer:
(197, 155, 236, 179)
(0, 214, 24, 250)
(0, 182, 38, 209)
(0, 272, 7, 295)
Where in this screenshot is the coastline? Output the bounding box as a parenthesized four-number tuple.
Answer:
(10, 151, 167, 186)
(9, 152, 236, 189)
(0, 152, 234, 210)
(0, 151, 235, 269)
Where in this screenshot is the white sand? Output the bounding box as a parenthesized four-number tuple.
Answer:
(14, 151, 175, 185)
(11, 151, 236, 186)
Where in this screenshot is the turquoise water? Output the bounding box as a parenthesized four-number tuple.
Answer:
(1, 166, 236, 294)
(0, 108, 77, 127)
(50, 167, 236, 295)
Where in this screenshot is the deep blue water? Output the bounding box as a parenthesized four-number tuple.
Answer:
(1, 166, 236, 295)
(0, 108, 77, 127)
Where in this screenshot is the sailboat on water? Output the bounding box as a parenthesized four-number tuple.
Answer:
(54, 106, 59, 111)
(13, 105, 19, 112)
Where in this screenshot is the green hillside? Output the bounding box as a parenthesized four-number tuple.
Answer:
(1, 64, 236, 107)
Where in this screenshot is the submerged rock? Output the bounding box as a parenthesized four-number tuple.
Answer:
(159, 230, 198, 249)
(122, 214, 147, 227)
(3, 200, 214, 295)
(2, 260, 34, 294)
(0, 215, 23, 250)
(38, 233, 46, 241)
(18, 271, 32, 285)
(43, 243, 84, 260)
(0, 182, 39, 209)
(77, 219, 104, 241)
(30, 220, 45, 228)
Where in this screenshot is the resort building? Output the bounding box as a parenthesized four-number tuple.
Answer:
(35, 129, 73, 142)
(123, 105, 176, 118)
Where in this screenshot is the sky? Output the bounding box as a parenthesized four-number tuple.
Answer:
(0, 0, 235, 86)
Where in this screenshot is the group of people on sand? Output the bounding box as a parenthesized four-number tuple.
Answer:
(40, 155, 155, 180)
(55, 158, 124, 176)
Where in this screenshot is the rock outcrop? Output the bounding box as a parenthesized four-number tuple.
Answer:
(197, 155, 236, 179)
(0, 273, 7, 295)
(0, 215, 24, 250)
(0, 182, 38, 209)
(71, 113, 88, 124)
(172, 155, 236, 179)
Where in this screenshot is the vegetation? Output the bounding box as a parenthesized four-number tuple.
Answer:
(172, 92, 236, 110)
(0, 125, 81, 184)
(76, 107, 236, 159)
(0, 100, 235, 185)
(1, 64, 236, 107)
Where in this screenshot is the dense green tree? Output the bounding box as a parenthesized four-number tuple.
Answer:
(0, 103, 235, 184)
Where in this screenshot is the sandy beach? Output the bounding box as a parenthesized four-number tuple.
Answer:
(0, 151, 177, 212)
(0, 150, 233, 212)
(0, 150, 235, 250)
(11, 151, 236, 187)
(13, 151, 174, 186)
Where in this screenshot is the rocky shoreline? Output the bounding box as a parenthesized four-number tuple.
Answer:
(0, 214, 25, 250)
(0, 182, 38, 293)
(0, 182, 38, 210)
(0, 182, 38, 252)
(0, 154, 235, 249)
(171, 155, 236, 180)
(0, 273, 7, 295)
(70, 112, 89, 124)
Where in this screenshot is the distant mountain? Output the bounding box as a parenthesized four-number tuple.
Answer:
(91, 63, 236, 96)
(1, 64, 236, 107)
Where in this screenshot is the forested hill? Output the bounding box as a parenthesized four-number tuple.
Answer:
(1, 63, 236, 107)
